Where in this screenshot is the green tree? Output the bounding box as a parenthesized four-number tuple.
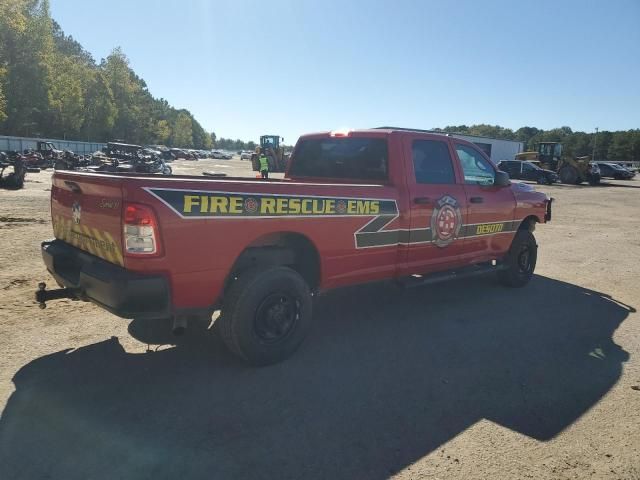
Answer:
(202, 131, 213, 149)
(191, 116, 208, 148)
(2, 0, 55, 136)
(48, 54, 86, 138)
(83, 71, 116, 141)
(154, 119, 171, 144)
(0, 67, 7, 123)
(171, 112, 192, 147)
(102, 47, 141, 141)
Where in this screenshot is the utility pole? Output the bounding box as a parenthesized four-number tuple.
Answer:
(592, 127, 598, 161)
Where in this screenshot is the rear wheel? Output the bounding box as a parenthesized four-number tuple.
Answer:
(559, 166, 578, 184)
(498, 230, 537, 288)
(219, 266, 312, 366)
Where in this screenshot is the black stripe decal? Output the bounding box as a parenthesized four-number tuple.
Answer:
(355, 221, 518, 248)
(358, 215, 398, 233)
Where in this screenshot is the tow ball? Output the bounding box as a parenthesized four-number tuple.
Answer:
(35, 282, 77, 309)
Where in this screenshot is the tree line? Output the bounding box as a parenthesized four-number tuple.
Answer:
(433, 124, 640, 163)
(0, 0, 214, 149)
(213, 135, 257, 152)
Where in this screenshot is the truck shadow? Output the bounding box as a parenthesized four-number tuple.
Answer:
(539, 181, 640, 189)
(0, 276, 632, 480)
(597, 181, 640, 189)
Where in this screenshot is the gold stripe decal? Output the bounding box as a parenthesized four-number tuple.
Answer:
(103, 231, 124, 266)
(53, 214, 123, 266)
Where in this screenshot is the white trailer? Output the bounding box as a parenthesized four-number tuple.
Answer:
(446, 133, 524, 163)
(0, 135, 105, 155)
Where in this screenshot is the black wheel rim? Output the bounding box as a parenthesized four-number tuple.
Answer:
(253, 292, 299, 343)
(516, 244, 533, 275)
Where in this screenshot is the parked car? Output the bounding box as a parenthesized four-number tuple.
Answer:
(497, 160, 559, 184)
(596, 162, 636, 180)
(169, 148, 197, 160)
(240, 150, 252, 160)
(212, 150, 232, 160)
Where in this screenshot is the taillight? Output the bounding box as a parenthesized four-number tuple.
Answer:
(123, 202, 161, 257)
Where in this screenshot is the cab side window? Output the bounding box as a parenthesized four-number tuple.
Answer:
(412, 140, 456, 184)
(455, 144, 496, 186)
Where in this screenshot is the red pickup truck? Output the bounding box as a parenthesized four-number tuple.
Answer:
(37, 128, 552, 365)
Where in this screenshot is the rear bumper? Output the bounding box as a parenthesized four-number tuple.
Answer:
(41, 240, 170, 319)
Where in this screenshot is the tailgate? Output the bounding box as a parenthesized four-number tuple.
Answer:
(51, 172, 124, 266)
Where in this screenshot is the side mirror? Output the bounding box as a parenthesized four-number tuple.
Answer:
(495, 170, 510, 187)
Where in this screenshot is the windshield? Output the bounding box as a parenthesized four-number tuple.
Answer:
(553, 143, 562, 157)
(524, 162, 539, 170)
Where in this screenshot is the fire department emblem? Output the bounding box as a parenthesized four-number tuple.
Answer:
(336, 200, 347, 214)
(72, 201, 81, 225)
(244, 197, 258, 214)
(430, 195, 462, 247)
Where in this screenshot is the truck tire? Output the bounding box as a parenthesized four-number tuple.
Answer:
(267, 154, 277, 172)
(2, 172, 25, 189)
(497, 230, 537, 288)
(219, 266, 312, 366)
(559, 166, 578, 184)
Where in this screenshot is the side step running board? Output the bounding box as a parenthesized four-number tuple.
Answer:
(397, 262, 507, 289)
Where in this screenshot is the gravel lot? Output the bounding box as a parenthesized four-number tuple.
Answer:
(1, 158, 639, 479)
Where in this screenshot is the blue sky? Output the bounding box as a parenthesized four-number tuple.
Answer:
(51, 0, 640, 143)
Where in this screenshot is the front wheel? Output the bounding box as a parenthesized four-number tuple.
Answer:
(498, 230, 537, 288)
(219, 266, 312, 366)
(559, 166, 578, 184)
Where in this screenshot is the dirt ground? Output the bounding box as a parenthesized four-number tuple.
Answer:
(0, 159, 639, 480)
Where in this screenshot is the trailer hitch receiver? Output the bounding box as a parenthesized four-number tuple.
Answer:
(35, 282, 77, 309)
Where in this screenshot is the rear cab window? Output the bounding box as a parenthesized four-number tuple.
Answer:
(289, 137, 388, 181)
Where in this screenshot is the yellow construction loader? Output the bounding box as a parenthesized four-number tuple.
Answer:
(515, 142, 600, 185)
(251, 135, 288, 173)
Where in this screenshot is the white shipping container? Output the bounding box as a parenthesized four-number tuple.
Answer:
(0, 135, 105, 155)
(446, 133, 524, 163)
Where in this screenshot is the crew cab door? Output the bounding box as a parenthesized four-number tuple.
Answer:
(521, 162, 538, 181)
(401, 135, 468, 274)
(453, 142, 516, 259)
(499, 161, 519, 179)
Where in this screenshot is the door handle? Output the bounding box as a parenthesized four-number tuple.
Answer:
(413, 197, 431, 205)
(470, 196, 484, 204)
